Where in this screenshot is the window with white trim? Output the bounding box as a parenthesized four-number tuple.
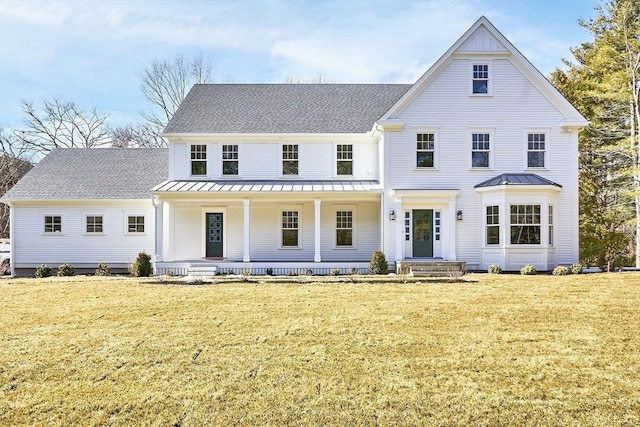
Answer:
(404, 211, 410, 241)
(549, 206, 554, 246)
(472, 64, 489, 94)
(527, 133, 546, 168)
(336, 144, 353, 175)
(472, 133, 491, 168)
(282, 145, 298, 175)
(281, 210, 299, 247)
(510, 205, 540, 245)
(434, 211, 441, 241)
(486, 206, 499, 245)
(336, 210, 353, 247)
(222, 144, 238, 175)
(191, 144, 207, 176)
(44, 215, 61, 233)
(416, 133, 435, 168)
(86, 215, 103, 233)
(127, 216, 145, 233)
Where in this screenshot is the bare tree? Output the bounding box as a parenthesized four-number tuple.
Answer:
(14, 98, 111, 155)
(0, 128, 34, 238)
(283, 73, 335, 84)
(110, 122, 166, 148)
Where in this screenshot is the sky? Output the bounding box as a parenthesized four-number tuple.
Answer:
(0, 0, 598, 131)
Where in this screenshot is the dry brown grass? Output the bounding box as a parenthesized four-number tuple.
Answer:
(1, 273, 638, 426)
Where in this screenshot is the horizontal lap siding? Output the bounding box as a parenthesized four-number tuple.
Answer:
(387, 58, 577, 266)
(12, 202, 155, 267)
(320, 201, 380, 262)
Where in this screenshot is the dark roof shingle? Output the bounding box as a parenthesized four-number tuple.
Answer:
(2, 148, 168, 201)
(163, 84, 412, 134)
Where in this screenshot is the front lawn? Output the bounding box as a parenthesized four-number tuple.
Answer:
(1, 273, 638, 426)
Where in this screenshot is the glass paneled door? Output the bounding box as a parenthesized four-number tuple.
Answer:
(206, 213, 223, 258)
(412, 209, 433, 257)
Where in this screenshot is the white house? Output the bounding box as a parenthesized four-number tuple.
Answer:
(2, 17, 587, 276)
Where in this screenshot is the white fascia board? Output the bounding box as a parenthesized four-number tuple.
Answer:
(162, 132, 373, 143)
(10, 199, 153, 207)
(475, 185, 562, 195)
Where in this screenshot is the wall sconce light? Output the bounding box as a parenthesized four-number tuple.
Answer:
(456, 210, 463, 221)
(389, 210, 396, 221)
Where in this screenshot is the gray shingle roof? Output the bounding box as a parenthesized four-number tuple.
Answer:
(163, 84, 412, 134)
(1, 148, 168, 201)
(474, 173, 562, 188)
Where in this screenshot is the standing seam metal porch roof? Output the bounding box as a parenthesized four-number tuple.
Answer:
(162, 84, 412, 134)
(151, 180, 382, 193)
(474, 173, 562, 188)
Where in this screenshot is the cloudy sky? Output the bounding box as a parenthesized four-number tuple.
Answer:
(0, 0, 597, 130)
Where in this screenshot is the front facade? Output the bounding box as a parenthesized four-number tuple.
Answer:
(3, 17, 587, 275)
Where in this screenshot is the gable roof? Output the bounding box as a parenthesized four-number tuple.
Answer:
(474, 173, 562, 188)
(163, 84, 412, 135)
(380, 16, 588, 128)
(1, 148, 168, 201)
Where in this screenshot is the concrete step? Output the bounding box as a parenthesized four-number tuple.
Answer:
(188, 265, 218, 276)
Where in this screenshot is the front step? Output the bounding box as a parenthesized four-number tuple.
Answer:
(188, 264, 218, 277)
(397, 261, 466, 277)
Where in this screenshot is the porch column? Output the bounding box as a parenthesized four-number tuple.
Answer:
(448, 197, 457, 260)
(154, 197, 164, 262)
(314, 199, 321, 262)
(243, 199, 251, 262)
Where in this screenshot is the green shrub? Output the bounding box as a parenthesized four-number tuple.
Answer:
(369, 249, 388, 274)
(57, 263, 75, 277)
(95, 262, 110, 276)
(129, 252, 152, 277)
(266, 268, 274, 276)
(520, 264, 537, 275)
(487, 264, 502, 274)
(330, 268, 340, 276)
(570, 263, 583, 274)
(35, 264, 52, 278)
(552, 265, 570, 276)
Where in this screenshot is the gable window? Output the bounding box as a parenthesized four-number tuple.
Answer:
(282, 145, 298, 175)
(127, 216, 145, 233)
(281, 211, 299, 247)
(190, 144, 207, 176)
(86, 215, 103, 233)
(510, 205, 540, 245)
(472, 64, 489, 94)
(527, 133, 546, 168)
(336, 210, 353, 247)
(44, 215, 61, 233)
(222, 144, 238, 175)
(472, 133, 491, 168)
(486, 206, 499, 245)
(336, 144, 353, 175)
(416, 133, 435, 168)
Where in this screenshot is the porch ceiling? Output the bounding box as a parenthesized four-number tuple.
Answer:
(151, 180, 382, 194)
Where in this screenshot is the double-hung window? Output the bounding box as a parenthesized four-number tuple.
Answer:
(527, 133, 546, 168)
(472, 64, 489, 94)
(510, 205, 541, 244)
(86, 215, 103, 233)
(44, 215, 62, 233)
(281, 211, 299, 247)
(222, 144, 238, 176)
(472, 133, 491, 168)
(486, 206, 499, 245)
(127, 216, 145, 233)
(336, 144, 353, 175)
(191, 144, 207, 176)
(282, 145, 298, 175)
(336, 210, 353, 247)
(416, 133, 435, 168)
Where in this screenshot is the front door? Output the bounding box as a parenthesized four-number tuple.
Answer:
(412, 209, 433, 257)
(206, 213, 223, 258)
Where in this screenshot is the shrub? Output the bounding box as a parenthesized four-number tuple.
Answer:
(487, 264, 502, 274)
(129, 252, 152, 277)
(369, 249, 388, 275)
(552, 265, 570, 276)
(35, 264, 52, 278)
(95, 262, 110, 276)
(520, 264, 537, 275)
(57, 263, 75, 277)
(570, 263, 583, 274)
(266, 268, 274, 276)
(330, 268, 340, 276)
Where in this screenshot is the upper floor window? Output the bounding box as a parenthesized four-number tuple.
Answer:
(486, 206, 499, 245)
(44, 215, 61, 233)
(281, 210, 299, 247)
(472, 133, 491, 168)
(336, 144, 353, 175)
(527, 133, 546, 168)
(127, 215, 145, 234)
(190, 144, 207, 176)
(282, 144, 298, 175)
(416, 133, 435, 168)
(336, 210, 353, 247)
(222, 144, 238, 176)
(86, 215, 103, 233)
(472, 64, 489, 94)
(510, 204, 540, 245)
